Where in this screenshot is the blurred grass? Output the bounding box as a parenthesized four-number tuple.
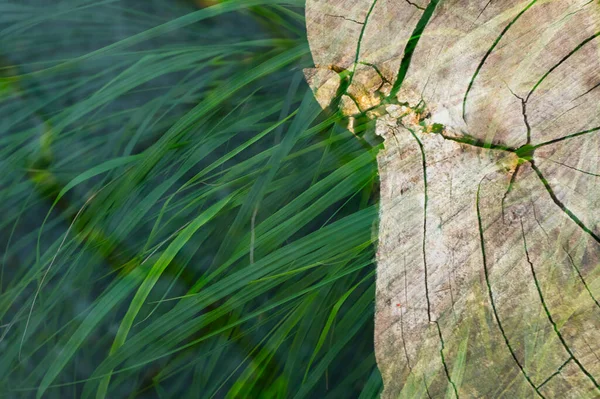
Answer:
(0, 0, 382, 398)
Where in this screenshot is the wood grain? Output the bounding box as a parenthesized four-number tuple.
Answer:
(305, 0, 600, 397)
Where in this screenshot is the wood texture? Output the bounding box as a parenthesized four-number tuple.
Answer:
(305, 0, 600, 397)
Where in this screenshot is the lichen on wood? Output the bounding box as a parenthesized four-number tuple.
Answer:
(305, 0, 600, 397)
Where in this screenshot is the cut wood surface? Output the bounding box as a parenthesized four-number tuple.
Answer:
(305, 1, 600, 397)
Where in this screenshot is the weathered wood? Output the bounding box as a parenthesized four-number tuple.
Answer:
(305, 1, 600, 397)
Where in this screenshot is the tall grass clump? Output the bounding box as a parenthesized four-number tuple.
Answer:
(0, 1, 382, 397)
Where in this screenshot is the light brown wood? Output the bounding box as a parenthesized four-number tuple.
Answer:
(305, 1, 600, 397)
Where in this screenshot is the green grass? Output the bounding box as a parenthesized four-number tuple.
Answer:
(0, 1, 382, 397)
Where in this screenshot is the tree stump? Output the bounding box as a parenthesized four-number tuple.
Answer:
(305, 1, 600, 397)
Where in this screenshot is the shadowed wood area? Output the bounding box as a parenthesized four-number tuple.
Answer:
(305, 0, 600, 397)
